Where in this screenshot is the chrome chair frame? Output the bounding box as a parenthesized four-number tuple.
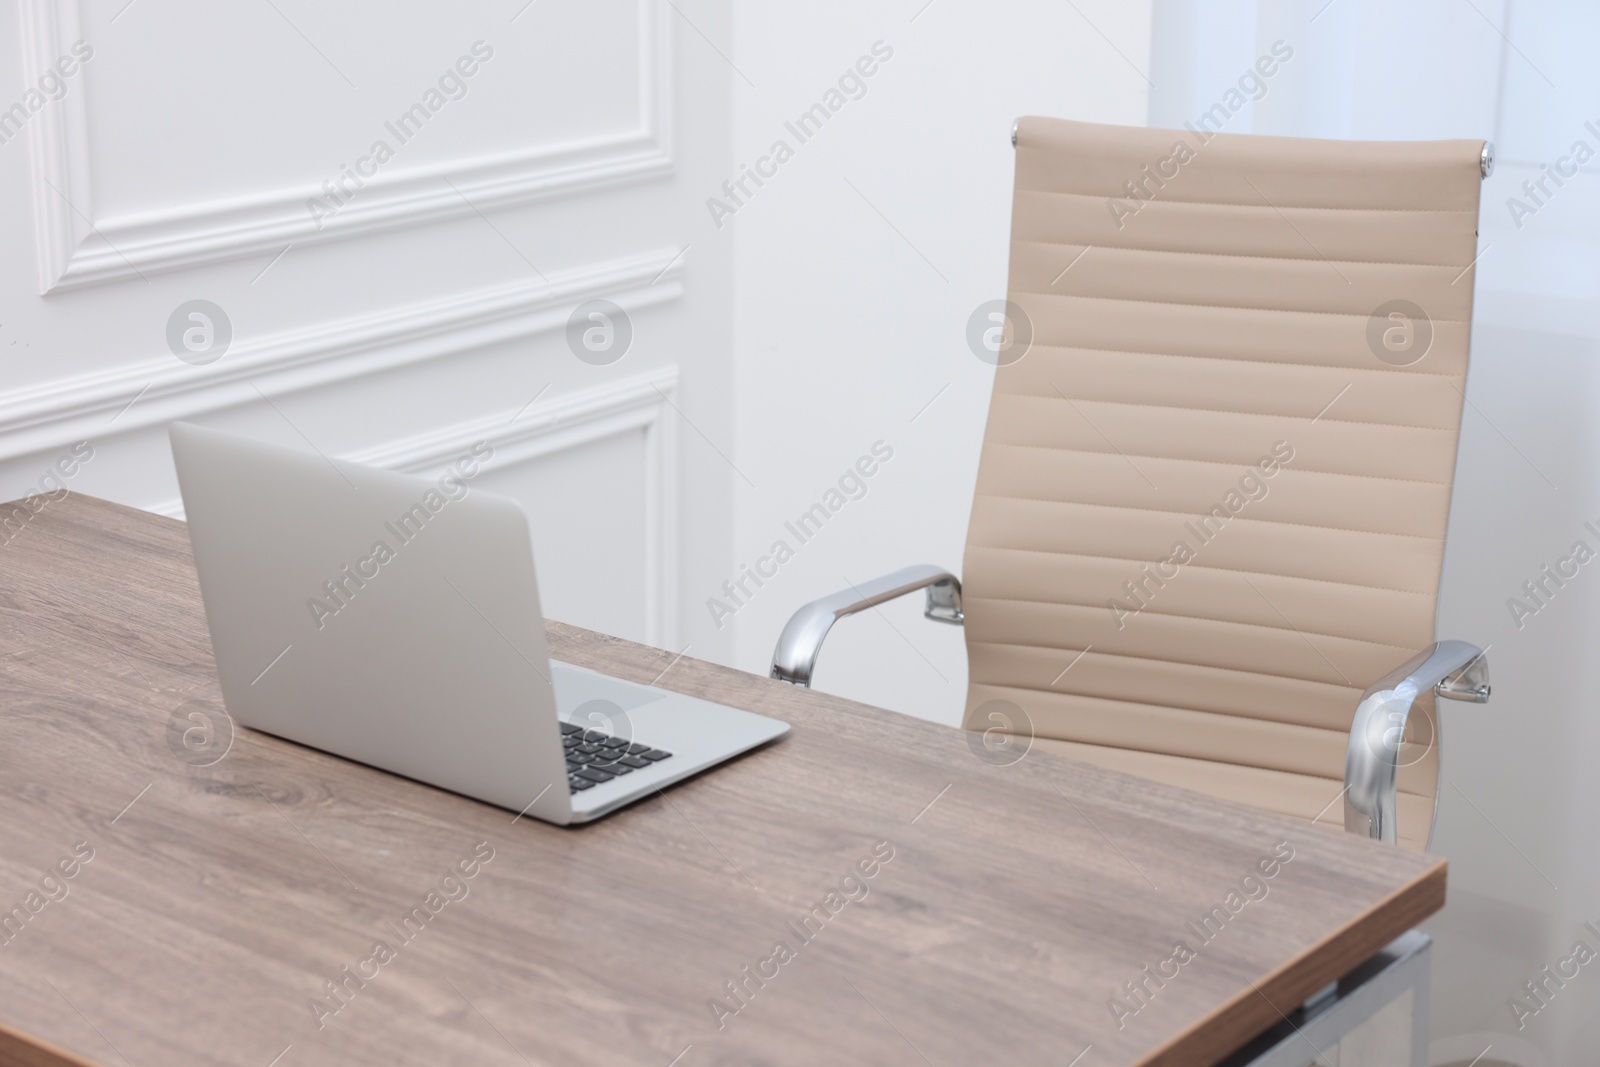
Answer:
(769, 564, 1489, 850)
(768, 565, 963, 686)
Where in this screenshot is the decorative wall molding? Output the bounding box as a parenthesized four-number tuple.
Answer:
(22, 0, 673, 293)
(0, 246, 685, 462)
(20, 0, 92, 296)
(149, 365, 681, 646)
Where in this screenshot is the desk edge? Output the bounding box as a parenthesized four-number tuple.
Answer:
(1133, 856, 1447, 1067)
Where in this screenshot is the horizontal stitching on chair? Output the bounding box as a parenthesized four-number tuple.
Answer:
(1015, 186, 1478, 214)
(966, 637, 1359, 693)
(984, 441, 1451, 487)
(965, 593, 1421, 652)
(995, 388, 1458, 433)
(973, 679, 1351, 740)
(1014, 236, 1467, 271)
(987, 726, 1437, 801)
(964, 544, 1435, 596)
(1012, 729, 1438, 801)
(976, 680, 1353, 739)
(974, 491, 1448, 541)
(999, 339, 1469, 380)
(1039, 740, 1353, 784)
(1011, 288, 1474, 324)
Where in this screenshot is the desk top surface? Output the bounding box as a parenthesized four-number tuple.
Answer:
(0, 494, 1445, 1067)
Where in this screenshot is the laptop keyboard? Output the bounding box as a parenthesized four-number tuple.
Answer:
(561, 722, 673, 791)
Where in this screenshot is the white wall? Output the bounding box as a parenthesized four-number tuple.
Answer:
(1435, 4, 1600, 1063)
(0, 0, 736, 660)
(1150, 3, 1600, 1064)
(726, 0, 1153, 723)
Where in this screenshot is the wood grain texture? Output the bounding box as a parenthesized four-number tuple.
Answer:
(0, 494, 1446, 1067)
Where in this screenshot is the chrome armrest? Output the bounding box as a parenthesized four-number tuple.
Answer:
(770, 564, 962, 687)
(1345, 640, 1490, 845)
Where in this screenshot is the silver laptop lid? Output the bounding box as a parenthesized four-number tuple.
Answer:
(170, 422, 571, 823)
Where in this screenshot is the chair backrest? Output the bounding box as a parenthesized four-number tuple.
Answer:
(962, 118, 1484, 838)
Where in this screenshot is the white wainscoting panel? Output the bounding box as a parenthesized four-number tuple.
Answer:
(0, 247, 684, 463)
(0, 0, 738, 672)
(22, 0, 672, 292)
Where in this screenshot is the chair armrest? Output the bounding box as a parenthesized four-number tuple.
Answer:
(769, 564, 962, 687)
(1344, 640, 1490, 845)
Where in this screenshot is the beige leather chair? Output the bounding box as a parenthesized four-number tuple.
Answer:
(772, 117, 1492, 853)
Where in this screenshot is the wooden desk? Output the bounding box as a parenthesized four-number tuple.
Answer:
(0, 495, 1444, 1067)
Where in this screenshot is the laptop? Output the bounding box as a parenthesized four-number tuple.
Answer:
(169, 422, 788, 825)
